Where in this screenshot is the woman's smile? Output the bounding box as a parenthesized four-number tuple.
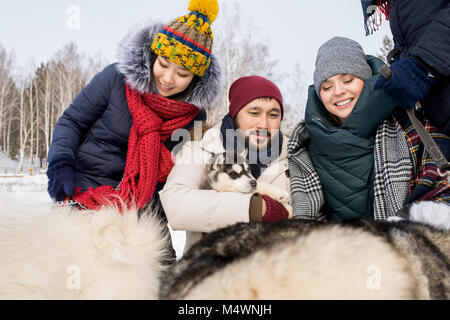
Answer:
(334, 98, 354, 107)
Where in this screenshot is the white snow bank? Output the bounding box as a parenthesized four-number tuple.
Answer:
(0, 174, 48, 192)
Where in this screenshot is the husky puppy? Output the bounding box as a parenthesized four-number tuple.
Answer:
(199, 151, 290, 203)
(0, 201, 172, 300)
(159, 210, 450, 300)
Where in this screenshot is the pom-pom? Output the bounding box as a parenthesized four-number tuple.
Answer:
(188, 0, 219, 23)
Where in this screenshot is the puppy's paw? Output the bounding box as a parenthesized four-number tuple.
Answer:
(257, 182, 290, 203)
(273, 190, 290, 203)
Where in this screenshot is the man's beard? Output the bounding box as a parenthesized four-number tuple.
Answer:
(243, 129, 281, 153)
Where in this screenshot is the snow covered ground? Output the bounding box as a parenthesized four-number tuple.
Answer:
(0, 173, 187, 259)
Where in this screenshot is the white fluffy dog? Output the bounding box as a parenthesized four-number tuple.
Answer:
(0, 201, 170, 300)
(1, 197, 447, 300)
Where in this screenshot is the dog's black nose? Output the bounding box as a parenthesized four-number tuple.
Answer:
(250, 180, 257, 187)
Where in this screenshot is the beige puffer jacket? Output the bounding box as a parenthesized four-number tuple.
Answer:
(159, 123, 292, 254)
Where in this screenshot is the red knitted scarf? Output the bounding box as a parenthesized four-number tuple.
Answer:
(72, 84, 199, 211)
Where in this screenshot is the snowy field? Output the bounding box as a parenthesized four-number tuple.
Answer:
(0, 172, 187, 259)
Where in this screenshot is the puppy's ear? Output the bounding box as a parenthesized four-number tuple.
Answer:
(208, 152, 221, 170)
(224, 151, 237, 165)
(243, 159, 250, 171)
(207, 153, 217, 164)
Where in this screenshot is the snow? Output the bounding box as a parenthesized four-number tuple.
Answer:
(0, 171, 186, 260)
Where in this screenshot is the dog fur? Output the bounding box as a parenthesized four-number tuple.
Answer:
(409, 201, 450, 231)
(0, 201, 171, 300)
(159, 202, 450, 300)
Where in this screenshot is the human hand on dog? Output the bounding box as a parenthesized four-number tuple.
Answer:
(47, 160, 77, 201)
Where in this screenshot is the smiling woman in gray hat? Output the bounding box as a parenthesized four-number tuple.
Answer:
(287, 36, 450, 224)
(313, 37, 373, 126)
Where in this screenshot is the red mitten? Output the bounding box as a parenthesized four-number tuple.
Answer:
(261, 195, 289, 222)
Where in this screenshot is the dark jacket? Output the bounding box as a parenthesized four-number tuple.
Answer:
(305, 56, 398, 221)
(48, 21, 223, 196)
(388, 0, 450, 135)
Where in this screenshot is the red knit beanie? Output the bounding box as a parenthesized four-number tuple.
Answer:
(228, 75, 284, 119)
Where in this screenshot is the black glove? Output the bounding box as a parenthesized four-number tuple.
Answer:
(47, 160, 77, 201)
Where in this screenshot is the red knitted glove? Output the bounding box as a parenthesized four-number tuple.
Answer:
(261, 195, 289, 222)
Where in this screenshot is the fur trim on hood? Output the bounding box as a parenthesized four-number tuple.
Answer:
(116, 21, 223, 111)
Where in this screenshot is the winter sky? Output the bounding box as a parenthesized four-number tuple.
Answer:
(0, 0, 392, 85)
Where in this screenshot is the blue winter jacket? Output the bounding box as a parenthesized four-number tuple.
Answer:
(47, 22, 222, 202)
(388, 0, 450, 134)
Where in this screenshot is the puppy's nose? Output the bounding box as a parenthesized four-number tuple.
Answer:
(250, 180, 257, 187)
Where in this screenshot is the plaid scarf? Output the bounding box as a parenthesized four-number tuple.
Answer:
(71, 84, 199, 211)
(287, 121, 326, 221)
(361, 0, 390, 35)
(373, 119, 412, 219)
(373, 114, 450, 219)
(402, 118, 450, 204)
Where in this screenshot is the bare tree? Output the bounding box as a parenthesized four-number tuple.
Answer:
(0, 42, 106, 172)
(15, 77, 32, 173)
(34, 78, 40, 164)
(43, 65, 51, 161)
(209, 2, 284, 126)
(33, 43, 105, 169)
(33, 62, 54, 168)
(51, 43, 86, 118)
(202, 3, 307, 136)
(28, 77, 35, 165)
(0, 45, 17, 169)
(377, 35, 394, 63)
(281, 63, 307, 136)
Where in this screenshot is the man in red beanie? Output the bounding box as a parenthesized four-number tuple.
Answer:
(160, 75, 292, 256)
(228, 75, 284, 153)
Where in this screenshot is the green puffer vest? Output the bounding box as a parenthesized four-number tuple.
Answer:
(305, 56, 398, 221)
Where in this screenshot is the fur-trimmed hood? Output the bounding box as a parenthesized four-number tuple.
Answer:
(116, 21, 223, 111)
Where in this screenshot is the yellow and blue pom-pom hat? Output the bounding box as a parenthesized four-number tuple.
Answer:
(151, 0, 219, 77)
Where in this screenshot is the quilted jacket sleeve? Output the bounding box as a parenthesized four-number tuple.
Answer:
(409, 2, 450, 77)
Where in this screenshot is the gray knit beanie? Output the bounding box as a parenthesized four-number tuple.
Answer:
(313, 37, 373, 98)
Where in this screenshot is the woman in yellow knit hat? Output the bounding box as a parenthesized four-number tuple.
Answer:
(46, 0, 222, 260)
